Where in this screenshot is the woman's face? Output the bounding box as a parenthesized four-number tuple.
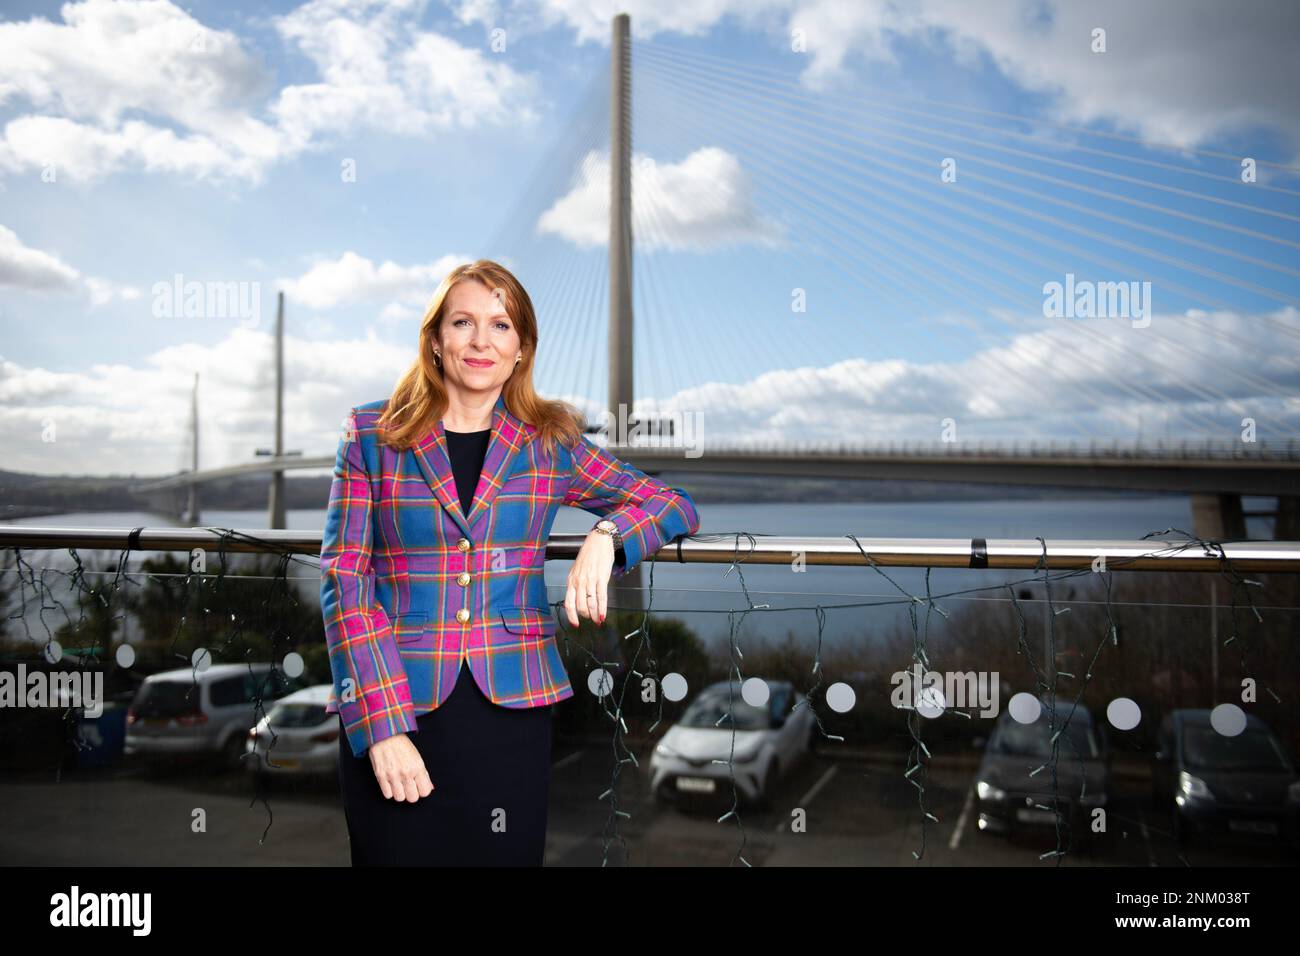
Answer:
(434, 279, 523, 400)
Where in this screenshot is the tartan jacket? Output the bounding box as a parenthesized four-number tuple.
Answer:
(320, 392, 701, 758)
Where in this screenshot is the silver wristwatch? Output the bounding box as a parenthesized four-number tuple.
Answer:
(591, 519, 623, 550)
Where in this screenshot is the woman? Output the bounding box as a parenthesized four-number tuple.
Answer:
(320, 259, 701, 866)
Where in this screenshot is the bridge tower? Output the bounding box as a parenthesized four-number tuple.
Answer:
(608, 13, 648, 611)
(267, 291, 287, 530)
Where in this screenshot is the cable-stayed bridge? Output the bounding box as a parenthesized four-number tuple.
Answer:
(133, 14, 1300, 541)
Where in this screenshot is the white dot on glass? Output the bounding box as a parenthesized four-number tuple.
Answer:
(191, 647, 211, 671)
(1009, 692, 1041, 724)
(44, 641, 62, 664)
(115, 644, 135, 668)
(1210, 703, 1247, 737)
(741, 677, 769, 708)
(1106, 697, 1140, 731)
(826, 682, 855, 713)
(661, 672, 687, 702)
(587, 668, 613, 697)
(916, 684, 946, 719)
(282, 652, 304, 678)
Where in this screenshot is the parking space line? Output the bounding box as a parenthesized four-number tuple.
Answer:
(1137, 819, 1157, 867)
(774, 764, 838, 831)
(949, 782, 976, 850)
(552, 750, 583, 771)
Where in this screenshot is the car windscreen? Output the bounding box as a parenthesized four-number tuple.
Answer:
(1181, 726, 1291, 773)
(268, 703, 330, 728)
(679, 691, 770, 730)
(133, 681, 199, 717)
(992, 715, 1099, 758)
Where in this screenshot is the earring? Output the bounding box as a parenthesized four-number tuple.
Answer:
(515, 354, 522, 365)
(433, 349, 442, 367)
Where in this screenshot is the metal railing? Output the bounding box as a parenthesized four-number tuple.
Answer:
(3, 525, 1298, 572)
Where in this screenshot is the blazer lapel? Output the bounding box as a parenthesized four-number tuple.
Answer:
(466, 393, 528, 529)
(409, 393, 528, 538)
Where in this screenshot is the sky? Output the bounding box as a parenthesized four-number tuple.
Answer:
(1, 0, 1298, 477)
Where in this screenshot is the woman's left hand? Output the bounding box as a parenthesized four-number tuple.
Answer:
(565, 530, 615, 627)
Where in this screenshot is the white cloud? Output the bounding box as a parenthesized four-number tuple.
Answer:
(868, 0, 1300, 156)
(469, 0, 788, 45)
(482, 0, 1300, 159)
(537, 147, 785, 250)
(0, 0, 281, 183)
(270, 0, 543, 148)
(0, 0, 543, 184)
(84, 276, 143, 307)
(278, 250, 471, 309)
(0, 224, 140, 306)
(0, 325, 419, 474)
(378, 301, 420, 323)
(0, 224, 80, 290)
(626, 306, 1300, 446)
(3, 305, 1296, 474)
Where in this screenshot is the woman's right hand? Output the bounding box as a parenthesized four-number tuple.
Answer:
(368, 733, 435, 802)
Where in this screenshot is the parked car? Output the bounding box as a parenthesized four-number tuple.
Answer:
(649, 680, 816, 809)
(244, 684, 339, 775)
(1150, 708, 1300, 849)
(125, 663, 301, 769)
(973, 700, 1111, 839)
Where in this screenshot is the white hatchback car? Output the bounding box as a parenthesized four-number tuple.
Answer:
(649, 679, 816, 809)
(244, 684, 339, 775)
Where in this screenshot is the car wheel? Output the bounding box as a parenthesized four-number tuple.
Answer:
(756, 759, 779, 811)
(220, 734, 246, 771)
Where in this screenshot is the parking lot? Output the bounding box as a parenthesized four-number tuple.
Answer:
(2, 736, 1294, 866)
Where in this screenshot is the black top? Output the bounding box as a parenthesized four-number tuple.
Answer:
(443, 425, 626, 568)
(444, 427, 491, 515)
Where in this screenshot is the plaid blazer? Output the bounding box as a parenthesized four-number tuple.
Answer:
(321, 393, 701, 758)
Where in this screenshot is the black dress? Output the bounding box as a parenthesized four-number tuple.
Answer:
(336, 426, 555, 866)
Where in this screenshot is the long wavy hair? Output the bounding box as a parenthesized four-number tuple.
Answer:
(375, 259, 585, 459)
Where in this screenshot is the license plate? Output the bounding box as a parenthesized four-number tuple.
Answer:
(1015, 808, 1056, 824)
(676, 777, 716, 793)
(143, 717, 170, 728)
(1228, 819, 1277, 835)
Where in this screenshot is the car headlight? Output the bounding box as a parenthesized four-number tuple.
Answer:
(976, 780, 1006, 801)
(1178, 771, 1214, 801)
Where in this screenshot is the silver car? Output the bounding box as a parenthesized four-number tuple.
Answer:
(244, 684, 339, 775)
(125, 663, 299, 769)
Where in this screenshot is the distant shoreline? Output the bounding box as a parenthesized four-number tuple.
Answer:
(0, 465, 1184, 518)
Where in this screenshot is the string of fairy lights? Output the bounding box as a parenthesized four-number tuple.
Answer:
(0, 523, 1280, 866)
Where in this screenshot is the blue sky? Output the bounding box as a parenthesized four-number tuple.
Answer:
(1, 0, 1298, 476)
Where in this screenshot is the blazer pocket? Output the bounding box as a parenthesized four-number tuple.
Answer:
(498, 605, 557, 637)
(496, 472, 560, 500)
(392, 611, 429, 644)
